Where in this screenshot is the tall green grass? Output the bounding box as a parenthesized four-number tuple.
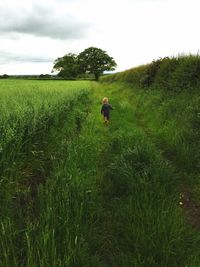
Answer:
(99, 131, 200, 266)
(0, 80, 92, 266)
(138, 87, 199, 183)
(84, 83, 200, 266)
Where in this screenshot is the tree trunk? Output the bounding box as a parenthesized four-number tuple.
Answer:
(94, 73, 99, 81)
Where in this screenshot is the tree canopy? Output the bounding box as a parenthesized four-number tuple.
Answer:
(78, 47, 117, 81)
(52, 47, 117, 81)
(52, 53, 79, 80)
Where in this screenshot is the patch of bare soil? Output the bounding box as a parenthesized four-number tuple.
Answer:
(179, 187, 200, 230)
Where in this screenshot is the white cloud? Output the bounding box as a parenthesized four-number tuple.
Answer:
(0, 1, 90, 39)
(0, 0, 200, 74)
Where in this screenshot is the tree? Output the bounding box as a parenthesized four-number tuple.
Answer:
(78, 47, 117, 81)
(52, 53, 79, 80)
(0, 74, 9, 79)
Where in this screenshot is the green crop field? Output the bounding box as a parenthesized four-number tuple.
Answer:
(0, 80, 92, 266)
(1, 62, 200, 267)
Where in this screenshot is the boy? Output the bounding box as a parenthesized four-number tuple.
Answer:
(101, 97, 113, 125)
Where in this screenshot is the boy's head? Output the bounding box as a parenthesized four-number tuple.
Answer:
(102, 97, 108, 104)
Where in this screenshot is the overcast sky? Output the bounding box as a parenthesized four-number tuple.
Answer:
(0, 0, 200, 74)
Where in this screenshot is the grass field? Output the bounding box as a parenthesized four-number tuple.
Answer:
(1, 79, 200, 266)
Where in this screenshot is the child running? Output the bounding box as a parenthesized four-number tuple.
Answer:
(101, 97, 113, 125)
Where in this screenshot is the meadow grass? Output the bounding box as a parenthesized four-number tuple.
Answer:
(131, 85, 200, 197)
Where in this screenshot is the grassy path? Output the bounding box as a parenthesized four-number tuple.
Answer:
(80, 82, 200, 266)
(85, 83, 137, 266)
(76, 82, 139, 266)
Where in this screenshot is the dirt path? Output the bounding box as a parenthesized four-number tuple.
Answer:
(179, 186, 200, 230)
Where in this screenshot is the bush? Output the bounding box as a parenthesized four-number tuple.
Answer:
(100, 54, 200, 92)
(171, 55, 200, 91)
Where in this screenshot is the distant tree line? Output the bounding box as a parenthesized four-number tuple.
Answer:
(38, 74, 61, 79)
(0, 74, 9, 79)
(52, 47, 117, 81)
(0, 74, 61, 80)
